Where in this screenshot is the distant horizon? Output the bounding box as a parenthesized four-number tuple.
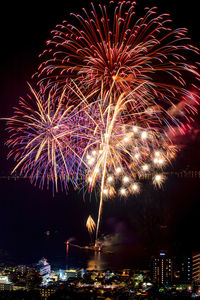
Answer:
(0, 244, 197, 272)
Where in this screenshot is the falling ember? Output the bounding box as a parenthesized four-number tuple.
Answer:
(120, 188, 127, 196)
(133, 126, 139, 133)
(103, 189, 109, 196)
(65, 240, 70, 256)
(130, 183, 140, 194)
(134, 153, 140, 159)
(153, 157, 165, 165)
(141, 131, 148, 139)
(107, 176, 114, 183)
(154, 151, 161, 157)
(142, 164, 149, 172)
(158, 158, 165, 166)
(88, 157, 95, 166)
(153, 174, 166, 188)
(116, 167, 122, 174)
(123, 176, 130, 184)
(123, 137, 130, 143)
(87, 175, 93, 182)
(109, 186, 116, 197)
(86, 215, 96, 235)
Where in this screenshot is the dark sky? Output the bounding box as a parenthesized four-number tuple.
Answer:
(0, 0, 200, 269)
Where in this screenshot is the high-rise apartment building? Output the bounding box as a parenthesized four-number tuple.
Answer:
(173, 256, 191, 283)
(152, 251, 173, 285)
(37, 258, 51, 285)
(192, 252, 200, 283)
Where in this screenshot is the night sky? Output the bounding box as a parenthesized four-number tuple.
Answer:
(0, 0, 200, 269)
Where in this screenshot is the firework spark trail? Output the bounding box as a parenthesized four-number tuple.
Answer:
(4, 84, 86, 194)
(86, 215, 96, 235)
(37, 1, 200, 133)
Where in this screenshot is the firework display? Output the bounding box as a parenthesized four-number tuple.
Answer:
(37, 1, 199, 128)
(5, 83, 178, 241)
(81, 90, 177, 193)
(4, 1, 200, 244)
(5, 85, 81, 194)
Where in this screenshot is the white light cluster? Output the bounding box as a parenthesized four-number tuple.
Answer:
(85, 124, 170, 199)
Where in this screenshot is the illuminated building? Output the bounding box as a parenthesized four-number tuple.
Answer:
(12, 283, 26, 291)
(59, 269, 67, 281)
(121, 269, 131, 278)
(0, 283, 13, 291)
(173, 256, 192, 283)
(77, 268, 86, 278)
(16, 265, 27, 275)
(65, 269, 77, 280)
(39, 287, 56, 298)
(192, 252, 200, 283)
(152, 252, 173, 285)
(49, 272, 58, 282)
(0, 275, 12, 291)
(37, 258, 51, 285)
